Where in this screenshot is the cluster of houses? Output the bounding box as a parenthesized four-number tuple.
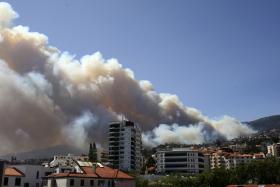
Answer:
(1, 120, 280, 187)
(0, 154, 135, 187)
(153, 147, 266, 175)
(151, 142, 280, 175)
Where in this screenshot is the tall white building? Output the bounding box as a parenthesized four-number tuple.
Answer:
(108, 120, 142, 172)
(156, 148, 210, 175)
(267, 143, 280, 157)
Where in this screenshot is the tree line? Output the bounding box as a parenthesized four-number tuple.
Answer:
(136, 157, 280, 187)
(88, 142, 98, 162)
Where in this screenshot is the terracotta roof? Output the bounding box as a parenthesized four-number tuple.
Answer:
(253, 153, 265, 158)
(229, 154, 253, 158)
(148, 166, 156, 172)
(46, 165, 133, 180)
(4, 167, 25, 177)
(84, 166, 134, 179)
(47, 172, 98, 178)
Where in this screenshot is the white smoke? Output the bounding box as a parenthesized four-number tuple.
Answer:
(0, 2, 256, 154)
(63, 111, 97, 148)
(143, 116, 255, 147)
(0, 2, 18, 29)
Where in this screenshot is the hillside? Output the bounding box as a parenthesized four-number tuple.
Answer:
(246, 115, 280, 131)
(1, 115, 279, 161)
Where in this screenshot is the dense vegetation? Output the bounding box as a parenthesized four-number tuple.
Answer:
(136, 157, 280, 187)
(88, 142, 98, 162)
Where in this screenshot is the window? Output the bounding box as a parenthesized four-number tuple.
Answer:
(3, 177, 8, 186)
(51, 179, 58, 187)
(15, 178, 21, 186)
(42, 180, 48, 186)
(36, 171, 40, 179)
(98, 180, 105, 186)
(36, 183, 39, 187)
(80, 179, 84, 186)
(24, 183, 30, 187)
(70, 179, 74, 186)
(90, 180, 94, 186)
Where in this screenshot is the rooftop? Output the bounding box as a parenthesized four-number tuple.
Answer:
(46, 161, 133, 180)
(4, 167, 25, 177)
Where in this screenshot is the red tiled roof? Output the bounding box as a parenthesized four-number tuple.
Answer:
(47, 172, 98, 178)
(84, 166, 134, 179)
(46, 165, 133, 180)
(148, 166, 156, 172)
(4, 167, 25, 177)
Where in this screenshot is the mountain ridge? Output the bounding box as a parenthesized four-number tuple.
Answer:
(245, 115, 280, 131)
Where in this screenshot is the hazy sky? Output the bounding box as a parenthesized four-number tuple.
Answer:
(4, 0, 280, 121)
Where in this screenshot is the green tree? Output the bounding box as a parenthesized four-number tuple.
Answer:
(135, 175, 149, 187)
(88, 142, 98, 162)
(88, 143, 93, 162)
(92, 142, 98, 162)
(146, 156, 156, 167)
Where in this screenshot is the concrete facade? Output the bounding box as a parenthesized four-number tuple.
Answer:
(2, 176, 24, 187)
(2, 165, 53, 187)
(267, 143, 280, 157)
(108, 120, 142, 172)
(156, 148, 210, 174)
(210, 152, 253, 169)
(44, 178, 134, 187)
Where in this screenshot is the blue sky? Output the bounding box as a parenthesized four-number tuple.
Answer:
(5, 0, 280, 121)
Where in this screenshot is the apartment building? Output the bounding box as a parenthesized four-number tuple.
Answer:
(210, 152, 254, 169)
(108, 120, 142, 172)
(267, 143, 280, 157)
(156, 148, 210, 175)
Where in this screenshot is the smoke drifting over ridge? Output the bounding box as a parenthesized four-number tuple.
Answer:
(0, 2, 255, 154)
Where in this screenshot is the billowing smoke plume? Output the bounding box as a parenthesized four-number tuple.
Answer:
(0, 2, 255, 154)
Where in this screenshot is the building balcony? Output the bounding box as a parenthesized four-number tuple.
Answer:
(109, 134, 120, 138)
(109, 129, 120, 132)
(164, 155, 188, 159)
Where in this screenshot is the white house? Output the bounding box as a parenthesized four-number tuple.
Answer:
(2, 165, 54, 187)
(43, 161, 135, 187)
(2, 167, 25, 187)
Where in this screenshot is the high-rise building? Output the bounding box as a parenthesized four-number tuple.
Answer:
(108, 120, 142, 172)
